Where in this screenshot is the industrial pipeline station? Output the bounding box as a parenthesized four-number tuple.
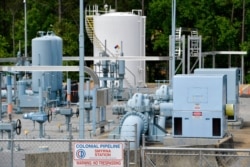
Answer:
(0, 4, 247, 153)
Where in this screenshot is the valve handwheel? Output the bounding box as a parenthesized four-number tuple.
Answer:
(47, 109, 52, 123)
(76, 108, 79, 118)
(16, 119, 22, 135)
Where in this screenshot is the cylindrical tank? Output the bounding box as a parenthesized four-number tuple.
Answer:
(93, 11, 146, 88)
(31, 31, 63, 97)
(17, 81, 26, 96)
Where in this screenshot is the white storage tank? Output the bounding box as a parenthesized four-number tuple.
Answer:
(31, 31, 63, 97)
(93, 10, 146, 88)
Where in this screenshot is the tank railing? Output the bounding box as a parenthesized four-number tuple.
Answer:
(86, 5, 141, 16)
(85, 5, 113, 16)
(85, 5, 100, 16)
(132, 9, 142, 16)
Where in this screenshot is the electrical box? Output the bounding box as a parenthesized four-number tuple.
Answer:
(30, 112, 48, 123)
(0, 122, 16, 131)
(60, 108, 73, 116)
(97, 88, 111, 107)
(194, 68, 240, 121)
(172, 74, 227, 138)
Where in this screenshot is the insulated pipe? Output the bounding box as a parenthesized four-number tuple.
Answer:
(17, 81, 26, 97)
(84, 66, 99, 86)
(7, 76, 12, 121)
(120, 115, 143, 149)
(120, 111, 148, 149)
(38, 85, 43, 113)
(86, 80, 90, 99)
(38, 86, 44, 138)
(67, 78, 71, 106)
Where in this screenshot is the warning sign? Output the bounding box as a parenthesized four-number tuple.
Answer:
(192, 111, 202, 117)
(193, 104, 202, 118)
(73, 142, 124, 167)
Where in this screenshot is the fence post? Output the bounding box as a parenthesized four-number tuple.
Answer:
(134, 123, 137, 166)
(199, 150, 202, 167)
(11, 128, 13, 167)
(141, 134, 145, 167)
(68, 123, 73, 167)
(126, 140, 130, 167)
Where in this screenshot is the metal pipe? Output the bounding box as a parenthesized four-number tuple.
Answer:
(67, 78, 71, 107)
(199, 35, 202, 68)
(38, 86, 44, 138)
(182, 35, 185, 74)
(241, 55, 244, 83)
(92, 87, 97, 135)
(169, 35, 172, 81)
(187, 35, 191, 73)
(170, 0, 176, 86)
(38, 84, 43, 113)
(7, 76, 12, 121)
(24, 0, 27, 58)
(86, 80, 90, 123)
(0, 73, 2, 121)
(79, 0, 85, 139)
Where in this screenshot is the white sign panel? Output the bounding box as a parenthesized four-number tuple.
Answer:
(73, 142, 124, 167)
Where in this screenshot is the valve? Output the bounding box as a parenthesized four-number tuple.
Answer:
(16, 119, 22, 135)
(76, 108, 79, 118)
(47, 109, 52, 123)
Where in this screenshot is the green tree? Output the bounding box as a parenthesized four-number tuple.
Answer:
(0, 35, 11, 58)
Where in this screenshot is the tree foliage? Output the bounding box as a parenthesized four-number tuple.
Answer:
(1, 0, 250, 82)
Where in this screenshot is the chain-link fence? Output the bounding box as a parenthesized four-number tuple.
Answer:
(141, 146, 250, 167)
(0, 138, 132, 167)
(1, 137, 250, 167)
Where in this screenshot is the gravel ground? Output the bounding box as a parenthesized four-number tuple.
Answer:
(230, 97, 250, 149)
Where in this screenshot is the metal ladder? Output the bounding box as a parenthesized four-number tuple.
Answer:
(190, 30, 199, 57)
(175, 27, 182, 58)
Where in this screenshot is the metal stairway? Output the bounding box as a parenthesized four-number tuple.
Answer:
(85, 15, 106, 53)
